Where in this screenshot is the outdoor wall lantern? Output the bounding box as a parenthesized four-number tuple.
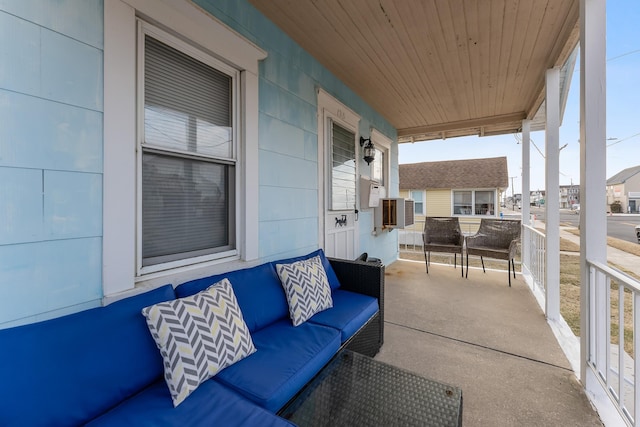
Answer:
(360, 136, 375, 165)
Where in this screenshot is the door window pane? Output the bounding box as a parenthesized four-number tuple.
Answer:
(331, 122, 356, 211)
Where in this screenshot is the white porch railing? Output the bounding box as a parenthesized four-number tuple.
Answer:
(587, 260, 640, 426)
(398, 219, 481, 253)
(522, 224, 546, 296)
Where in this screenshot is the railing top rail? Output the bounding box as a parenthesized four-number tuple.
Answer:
(522, 223, 545, 238)
(588, 259, 640, 293)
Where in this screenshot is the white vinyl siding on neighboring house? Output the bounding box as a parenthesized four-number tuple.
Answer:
(425, 190, 450, 217)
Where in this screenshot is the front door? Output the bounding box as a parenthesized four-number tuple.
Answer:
(325, 120, 358, 258)
(318, 90, 360, 259)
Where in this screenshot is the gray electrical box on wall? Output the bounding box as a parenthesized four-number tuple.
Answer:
(374, 198, 415, 230)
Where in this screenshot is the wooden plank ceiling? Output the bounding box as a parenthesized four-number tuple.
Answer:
(248, 0, 579, 142)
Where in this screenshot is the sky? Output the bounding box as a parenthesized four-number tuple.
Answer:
(398, 1, 640, 197)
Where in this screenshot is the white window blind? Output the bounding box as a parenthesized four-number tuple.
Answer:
(330, 121, 356, 211)
(141, 34, 235, 268)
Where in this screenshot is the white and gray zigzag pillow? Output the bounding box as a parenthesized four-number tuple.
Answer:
(142, 278, 256, 407)
(276, 255, 333, 326)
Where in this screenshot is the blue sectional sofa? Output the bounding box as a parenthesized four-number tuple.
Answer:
(0, 250, 383, 426)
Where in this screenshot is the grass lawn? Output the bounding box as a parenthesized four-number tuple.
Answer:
(556, 230, 639, 357)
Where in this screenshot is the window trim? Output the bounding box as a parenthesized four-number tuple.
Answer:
(410, 190, 426, 215)
(370, 129, 391, 194)
(451, 189, 497, 217)
(103, 0, 266, 296)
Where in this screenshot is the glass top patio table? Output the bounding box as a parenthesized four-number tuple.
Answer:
(278, 350, 463, 426)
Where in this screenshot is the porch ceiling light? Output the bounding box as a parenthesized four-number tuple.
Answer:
(360, 136, 375, 165)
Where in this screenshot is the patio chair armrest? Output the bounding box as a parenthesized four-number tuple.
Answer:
(508, 239, 519, 257)
(465, 233, 490, 248)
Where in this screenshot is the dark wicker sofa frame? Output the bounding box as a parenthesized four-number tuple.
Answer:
(328, 257, 385, 356)
(422, 217, 465, 276)
(465, 218, 521, 286)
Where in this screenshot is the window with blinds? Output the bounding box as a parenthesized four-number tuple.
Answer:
(141, 33, 236, 268)
(330, 121, 356, 211)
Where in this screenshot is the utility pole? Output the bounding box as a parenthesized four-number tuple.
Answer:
(510, 176, 518, 210)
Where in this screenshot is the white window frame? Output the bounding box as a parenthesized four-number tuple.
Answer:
(103, 0, 266, 296)
(452, 189, 497, 217)
(136, 21, 240, 275)
(370, 129, 391, 196)
(410, 190, 426, 215)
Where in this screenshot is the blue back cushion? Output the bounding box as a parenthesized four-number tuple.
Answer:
(272, 249, 342, 291)
(0, 284, 176, 427)
(176, 263, 289, 333)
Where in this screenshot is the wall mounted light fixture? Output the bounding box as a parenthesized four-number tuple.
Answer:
(360, 136, 375, 165)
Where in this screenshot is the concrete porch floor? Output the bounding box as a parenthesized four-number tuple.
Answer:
(374, 259, 603, 426)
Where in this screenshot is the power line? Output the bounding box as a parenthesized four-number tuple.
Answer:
(607, 132, 640, 147)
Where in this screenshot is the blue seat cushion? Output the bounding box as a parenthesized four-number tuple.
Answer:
(176, 262, 289, 333)
(85, 380, 296, 427)
(0, 285, 176, 427)
(308, 290, 379, 342)
(214, 319, 341, 412)
(272, 248, 342, 291)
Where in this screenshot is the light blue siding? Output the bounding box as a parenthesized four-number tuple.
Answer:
(41, 29, 103, 111)
(0, 90, 102, 172)
(259, 219, 318, 260)
(258, 112, 307, 159)
(259, 151, 317, 190)
(0, 1, 103, 327)
(259, 187, 318, 222)
(0, 238, 102, 324)
(0, 0, 103, 49)
(0, 168, 43, 245)
(44, 171, 102, 239)
(0, 11, 40, 95)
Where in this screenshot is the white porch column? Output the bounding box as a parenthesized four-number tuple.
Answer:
(545, 68, 561, 322)
(521, 120, 531, 280)
(521, 121, 532, 226)
(580, 0, 607, 383)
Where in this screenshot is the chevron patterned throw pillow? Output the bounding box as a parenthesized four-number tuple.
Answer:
(142, 278, 256, 407)
(276, 255, 333, 326)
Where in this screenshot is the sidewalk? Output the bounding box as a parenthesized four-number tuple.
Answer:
(502, 207, 640, 278)
(558, 226, 640, 278)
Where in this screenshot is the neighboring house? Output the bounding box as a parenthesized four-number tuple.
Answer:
(399, 157, 508, 232)
(0, 0, 399, 328)
(606, 165, 640, 213)
(560, 184, 580, 209)
(530, 190, 546, 207)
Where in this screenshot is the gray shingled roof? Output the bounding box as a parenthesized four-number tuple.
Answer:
(607, 165, 640, 185)
(400, 157, 509, 190)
